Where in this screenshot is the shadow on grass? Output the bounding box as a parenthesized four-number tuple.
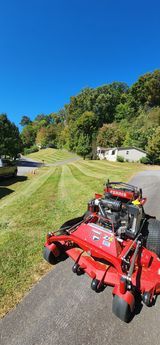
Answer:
(0, 176, 27, 187)
(0, 187, 14, 199)
(0, 176, 28, 199)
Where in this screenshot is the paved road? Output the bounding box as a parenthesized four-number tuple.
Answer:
(17, 156, 80, 175)
(1, 170, 160, 345)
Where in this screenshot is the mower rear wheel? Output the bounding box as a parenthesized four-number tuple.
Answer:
(146, 218, 160, 257)
(60, 216, 84, 233)
(43, 246, 58, 265)
(112, 295, 133, 323)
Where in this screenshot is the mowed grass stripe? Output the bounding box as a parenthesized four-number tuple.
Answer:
(77, 160, 122, 174)
(80, 159, 133, 170)
(0, 166, 63, 316)
(26, 148, 77, 163)
(0, 168, 55, 211)
(68, 164, 105, 200)
(71, 161, 107, 179)
(57, 165, 86, 220)
(69, 160, 142, 187)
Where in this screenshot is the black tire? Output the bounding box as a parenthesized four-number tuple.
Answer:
(12, 169, 17, 177)
(60, 216, 84, 233)
(43, 247, 58, 265)
(91, 279, 100, 292)
(146, 218, 160, 257)
(112, 295, 133, 323)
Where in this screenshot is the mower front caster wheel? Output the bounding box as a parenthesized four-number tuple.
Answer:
(142, 292, 152, 306)
(91, 279, 100, 292)
(72, 263, 83, 275)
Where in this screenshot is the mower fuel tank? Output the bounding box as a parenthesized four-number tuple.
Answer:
(72, 223, 122, 257)
(101, 198, 122, 212)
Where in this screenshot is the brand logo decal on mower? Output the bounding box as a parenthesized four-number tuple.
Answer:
(92, 235, 100, 241)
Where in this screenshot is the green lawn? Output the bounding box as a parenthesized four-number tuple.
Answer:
(26, 148, 78, 163)
(0, 159, 150, 317)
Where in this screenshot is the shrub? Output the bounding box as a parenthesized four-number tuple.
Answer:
(24, 145, 39, 155)
(117, 155, 124, 162)
(140, 156, 151, 164)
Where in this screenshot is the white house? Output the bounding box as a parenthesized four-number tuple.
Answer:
(97, 146, 147, 162)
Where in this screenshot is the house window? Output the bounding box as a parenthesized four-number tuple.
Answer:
(111, 150, 115, 155)
(126, 150, 129, 155)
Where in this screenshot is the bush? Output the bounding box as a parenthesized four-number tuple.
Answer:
(24, 145, 39, 155)
(140, 156, 151, 164)
(117, 155, 124, 162)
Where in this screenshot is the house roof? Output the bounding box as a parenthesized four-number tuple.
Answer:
(97, 146, 146, 154)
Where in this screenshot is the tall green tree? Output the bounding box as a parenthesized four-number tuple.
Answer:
(146, 127, 160, 163)
(97, 123, 123, 147)
(131, 70, 160, 107)
(20, 116, 31, 126)
(0, 114, 22, 158)
(21, 124, 37, 148)
(76, 134, 91, 159)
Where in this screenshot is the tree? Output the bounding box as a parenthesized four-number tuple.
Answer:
(131, 70, 160, 107)
(36, 127, 48, 147)
(146, 127, 160, 163)
(115, 102, 135, 121)
(20, 116, 31, 126)
(0, 114, 22, 158)
(76, 134, 91, 159)
(67, 111, 98, 153)
(76, 111, 99, 134)
(58, 126, 70, 149)
(21, 124, 37, 148)
(36, 125, 57, 148)
(97, 123, 123, 147)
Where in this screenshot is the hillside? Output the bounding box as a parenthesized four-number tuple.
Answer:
(26, 148, 78, 163)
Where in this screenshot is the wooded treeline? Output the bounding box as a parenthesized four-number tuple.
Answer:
(1, 70, 160, 162)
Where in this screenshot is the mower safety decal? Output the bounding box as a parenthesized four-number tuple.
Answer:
(102, 240, 110, 247)
(103, 235, 114, 242)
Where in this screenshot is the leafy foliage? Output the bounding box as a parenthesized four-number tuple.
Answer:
(97, 123, 123, 147)
(20, 116, 31, 126)
(17, 69, 160, 163)
(24, 145, 39, 155)
(0, 114, 22, 158)
(146, 127, 160, 163)
(117, 155, 124, 162)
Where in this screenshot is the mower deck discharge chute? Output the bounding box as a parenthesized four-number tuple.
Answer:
(43, 180, 160, 322)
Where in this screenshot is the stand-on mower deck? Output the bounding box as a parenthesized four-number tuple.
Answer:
(43, 180, 160, 322)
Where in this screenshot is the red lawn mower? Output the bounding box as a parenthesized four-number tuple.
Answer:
(43, 180, 160, 322)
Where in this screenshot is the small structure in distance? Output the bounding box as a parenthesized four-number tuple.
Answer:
(97, 146, 146, 162)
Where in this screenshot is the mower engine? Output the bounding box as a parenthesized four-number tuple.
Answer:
(88, 195, 144, 240)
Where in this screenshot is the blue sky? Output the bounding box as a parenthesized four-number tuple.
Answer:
(0, 0, 160, 127)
